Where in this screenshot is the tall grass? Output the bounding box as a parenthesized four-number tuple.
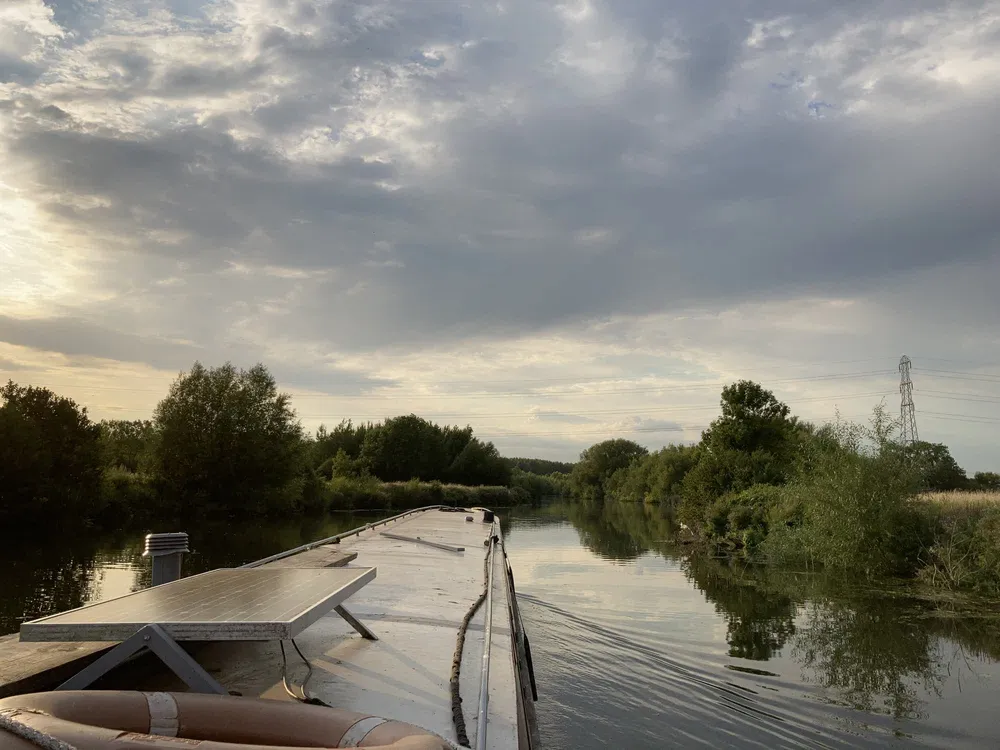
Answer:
(917, 491, 1000, 595)
(325, 476, 529, 511)
(921, 490, 1000, 507)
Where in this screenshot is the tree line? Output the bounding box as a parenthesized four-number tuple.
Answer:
(0, 363, 571, 529)
(566, 380, 1000, 592)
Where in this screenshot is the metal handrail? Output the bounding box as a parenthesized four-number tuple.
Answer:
(240, 505, 449, 569)
(475, 521, 498, 750)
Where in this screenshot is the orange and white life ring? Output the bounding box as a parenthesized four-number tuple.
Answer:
(0, 692, 453, 750)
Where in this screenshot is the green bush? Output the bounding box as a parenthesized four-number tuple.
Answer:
(295, 468, 330, 514)
(570, 439, 649, 504)
(470, 485, 517, 507)
(509, 469, 568, 505)
(678, 448, 788, 526)
(705, 485, 786, 553)
(442, 483, 469, 507)
(763, 410, 931, 578)
(605, 444, 700, 508)
(324, 477, 521, 511)
(918, 504, 1000, 595)
(327, 475, 384, 510)
(96, 466, 161, 523)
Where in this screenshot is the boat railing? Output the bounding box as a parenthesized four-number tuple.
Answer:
(476, 520, 498, 750)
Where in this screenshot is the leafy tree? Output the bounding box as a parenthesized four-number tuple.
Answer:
(447, 438, 511, 486)
(441, 425, 475, 471)
(904, 441, 968, 491)
(151, 363, 304, 515)
(329, 449, 362, 478)
(972, 472, 1000, 491)
(359, 414, 443, 481)
(702, 380, 795, 455)
(570, 439, 649, 504)
(605, 444, 700, 508)
(509, 469, 569, 504)
(505, 457, 576, 474)
(98, 419, 155, 472)
(679, 382, 798, 525)
(311, 420, 371, 468)
(0, 381, 102, 522)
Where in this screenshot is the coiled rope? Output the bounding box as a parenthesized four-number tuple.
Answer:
(448, 536, 494, 748)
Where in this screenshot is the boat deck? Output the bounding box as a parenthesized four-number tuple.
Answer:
(99, 509, 520, 750)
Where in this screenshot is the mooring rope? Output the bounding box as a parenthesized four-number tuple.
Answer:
(0, 709, 78, 750)
(449, 536, 494, 748)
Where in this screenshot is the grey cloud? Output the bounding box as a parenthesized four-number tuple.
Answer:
(0, 357, 33, 374)
(0, 55, 44, 85)
(0, 314, 205, 370)
(156, 62, 268, 98)
(45, 0, 108, 41)
(2, 0, 999, 358)
(10, 124, 420, 265)
(0, 312, 388, 397)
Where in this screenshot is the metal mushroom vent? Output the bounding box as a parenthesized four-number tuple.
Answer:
(144, 532, 190, 586)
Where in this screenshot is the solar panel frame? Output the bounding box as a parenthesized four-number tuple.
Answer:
(19, 567, 377, 643)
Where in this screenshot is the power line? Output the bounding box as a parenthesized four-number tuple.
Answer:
(921, 410, 1000, 425)
(918, 391, 1000, 405)
(0, 358, 893, 388)
(917, 370, 1000, 384)
(910, 356, 1000, 368)
(478, 426, 693, 438)
(7, 369, 897, 400)
(91, 390, 897, 421)
(477, 413, 879, 440)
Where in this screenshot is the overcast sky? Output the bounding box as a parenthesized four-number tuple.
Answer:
(2, 0, 999, 470)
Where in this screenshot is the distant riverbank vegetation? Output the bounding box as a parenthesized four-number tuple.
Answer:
(0, 363, 569, 530)
(564, 380, 1000, 594)
(6, 361, 997, 594)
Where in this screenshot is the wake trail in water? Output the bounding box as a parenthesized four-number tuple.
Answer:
(518, 593, 880, 749)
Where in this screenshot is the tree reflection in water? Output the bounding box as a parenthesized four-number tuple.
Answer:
(683, 555, 798, 661)
(554, 500, 1000, 721)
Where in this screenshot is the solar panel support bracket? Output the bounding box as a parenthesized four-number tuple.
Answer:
(56, 623, 227, 694)
(334, 604, 378, 641)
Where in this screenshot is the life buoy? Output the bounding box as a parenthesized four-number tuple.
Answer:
(0, 692, 453, 750)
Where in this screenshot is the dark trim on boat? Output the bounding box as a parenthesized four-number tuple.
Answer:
(499, 526, 541, 750)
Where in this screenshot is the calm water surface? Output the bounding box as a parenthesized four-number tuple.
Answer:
(0, 512, 394, 635)
(503, 505, 1000, 749)
(4, 505, 999, 748)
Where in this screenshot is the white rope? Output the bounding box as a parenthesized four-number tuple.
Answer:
(0, 709, 79, 750)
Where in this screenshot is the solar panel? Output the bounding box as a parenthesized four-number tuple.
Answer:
(19, 567, 376, 643)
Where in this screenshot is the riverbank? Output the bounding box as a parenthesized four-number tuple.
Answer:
(99, 470, 536, 519)
(562, 381, 1000, 595)
(1, 369, 568, 532)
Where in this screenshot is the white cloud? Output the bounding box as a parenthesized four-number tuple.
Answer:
(0, 0, 998, 469)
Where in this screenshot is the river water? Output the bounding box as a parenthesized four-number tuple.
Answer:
(3, 505, 999, 748)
